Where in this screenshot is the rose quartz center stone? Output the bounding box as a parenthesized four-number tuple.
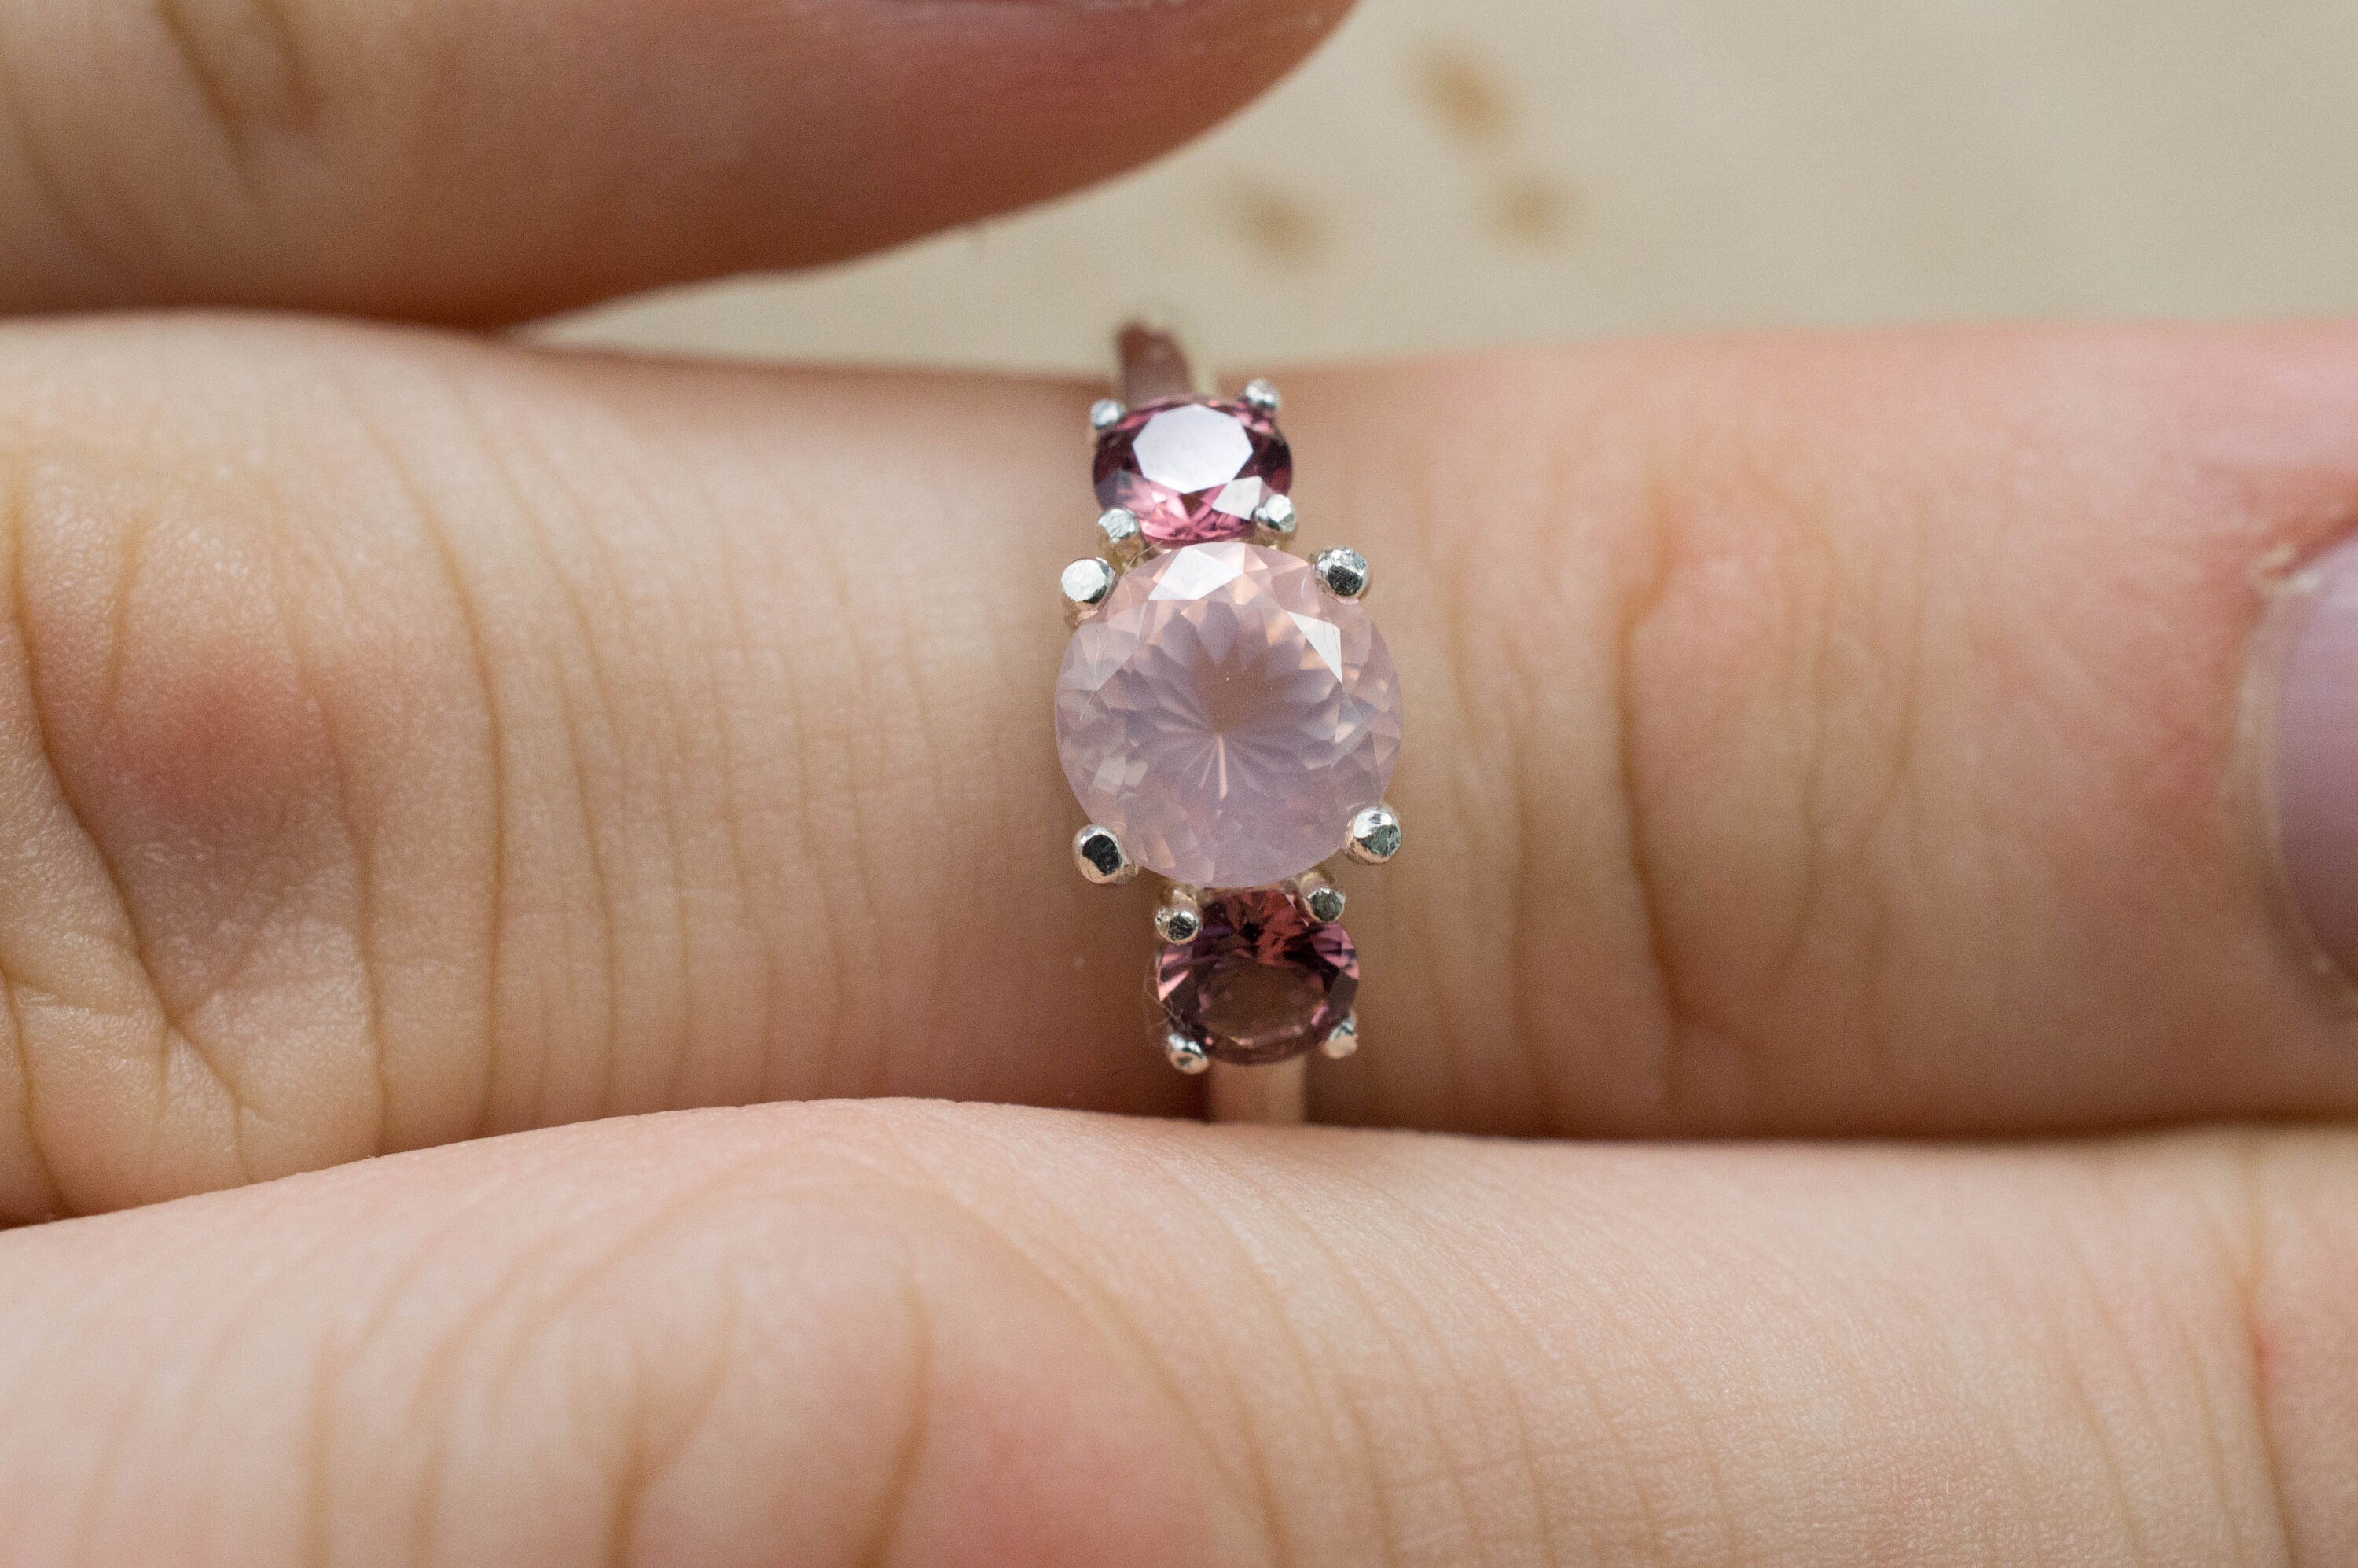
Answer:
(1093, 398, 1291, 546)
(1056, 542, 1401, 888)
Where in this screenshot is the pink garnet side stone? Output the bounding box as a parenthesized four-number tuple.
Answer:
(1093, 398, 1292, 546)
(1155, 889, 1357, 1064)
(1056, 542, 1401, 889)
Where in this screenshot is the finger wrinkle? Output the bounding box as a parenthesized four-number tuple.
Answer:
(154, 0, 320, 144)
(0, 974, 62, 1225)
(2202, 1134, 2301, 1568)
(0, 465, 59, 1224)
(584, 435, 729, 1119)
(502, 414, 630, 1128)
(1378, 1181, 1587, 1564)
(489, 384, 689, 1122)
(1320, 1164, 1562, 1563)
(397, 1140, 793, 1566)
(296, 1125, 591, 1565)
(696, 475, 785, 1111)
(152, 0, 305, 208)
(1393, 435, 1486, 1132)
(854, 1107, 1280, 1559)
(741, 445, 881, 1101)
(0, 15, 141, 303)
(39, 478, 352, 1192)
(1611, 446, 1704, 1122)
(557, 1123, 1236, 1568)
(337, 384, 507, 1150)
(2, 461, 194, 1208)
(2047, 1189, 2169, 1562)
(854, 1267, 932, 1568)
(442, 371, 624, 1133)
(254, 505, 391, 1174)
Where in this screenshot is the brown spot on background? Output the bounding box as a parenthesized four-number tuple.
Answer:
(1408, 39, 1581, 258)
(1414, 42, 1515, 148)
(1491, 169, 1578, 248)
(1219, 178, 1329, 270)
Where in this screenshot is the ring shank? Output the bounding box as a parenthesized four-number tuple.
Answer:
(1118, 323, 1311, 1129)
(1115, 321, 1203, 405)
(1205, 1056, 1309, 1126)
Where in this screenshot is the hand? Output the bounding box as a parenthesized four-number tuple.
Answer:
(0, 4, 2351, 1563)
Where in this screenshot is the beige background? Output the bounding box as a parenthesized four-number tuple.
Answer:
(546, 0, 2358, 373)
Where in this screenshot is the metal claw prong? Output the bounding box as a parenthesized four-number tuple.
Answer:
(1251, 493, 1297, 546)
(1089, 398, 1126, 435)
(1313, 546, 1370, 600)
(1297, 870, 1346, 924)
(1345, 804, 1401, 865)
(1074, 824, 1137, 885)
(1097, 507, 1144, 564)
(1320, 1011, 1360, 1059)
(1061, 556, 1118, 625)
(1155, 886, 1203, 945)
(1241, 378, 1282, 415)
(1165, 1031, 1211, 1074)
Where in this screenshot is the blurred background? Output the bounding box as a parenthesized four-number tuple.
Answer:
(545, 0, 2358, 373)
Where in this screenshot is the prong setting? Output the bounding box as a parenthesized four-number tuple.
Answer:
(1155, 887, 1204, 945)
(1312, 547, 1370, 600)
(1074, 824, 1137, 884)
(1089, 398, 1126, 435)
(1297, 870, 1346, 924)
(1165, 1031, 1211, 1074)
(1345, 804, 1402, 865)
(1096, 507, 1144, 564)
(1241, 378, 1282, 415)
(1251, 493, 1298, 545)
(1061, 556, 1118, 625)
(1319, 1011, 1359, 1059)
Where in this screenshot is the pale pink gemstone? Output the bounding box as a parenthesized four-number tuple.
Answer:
(1093, 399, 1291, 546)
(1056, 542, 1401, 888)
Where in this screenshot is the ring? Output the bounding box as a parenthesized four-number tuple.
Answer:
(1054, 325, 1405, 1124)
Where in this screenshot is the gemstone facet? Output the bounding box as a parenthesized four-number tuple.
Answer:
(1153, 888, 1358, 1065)
(1093, 398, 1292, 546)
(1056, 542, 1402, 888)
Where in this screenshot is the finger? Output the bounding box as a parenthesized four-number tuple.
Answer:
(0, 0, 1348, 321)
(9, 320, 2358, 1221)
(0, 1102, 2351, 1565)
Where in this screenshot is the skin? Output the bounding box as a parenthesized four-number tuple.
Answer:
(0, 0, 2351, 1562)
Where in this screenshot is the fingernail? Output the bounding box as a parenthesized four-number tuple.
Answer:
(2267, 534, 2358, 974)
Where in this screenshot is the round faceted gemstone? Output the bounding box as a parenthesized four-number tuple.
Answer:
(1093, 398, 1292, 546)
(1153, 889, 1357, 1065)
(1056, 541, 1401, 887)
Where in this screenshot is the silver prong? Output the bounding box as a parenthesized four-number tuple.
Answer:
(1312, 546, 1370, 600)
(1297, 870, 1346, 924)
(1165, 1031, 1211, 1074)
(1089, 398, 1126, 435)
(1074, 824, 1137, 885)
(1251, 493, 1297, 545)
(1320, 1011, 1359, 1059)
(1096, 507, 1144, 564)
(1345, 804, 1401, 865)
(1155, 886, 1204, 945)
(1241, 378, 1282, 415)
(1061, 556, 1118, 625)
